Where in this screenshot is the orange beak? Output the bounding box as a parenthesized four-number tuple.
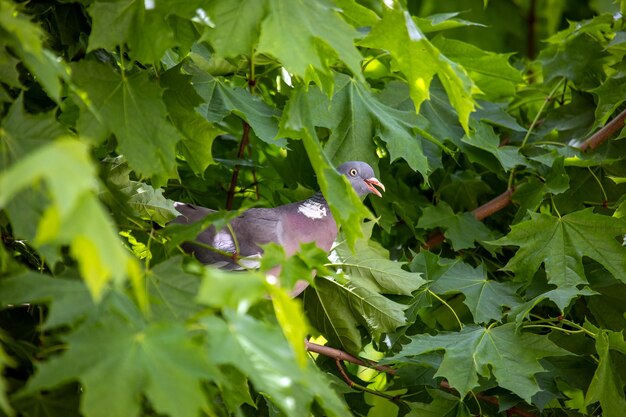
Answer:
(364, 177, 385, 197)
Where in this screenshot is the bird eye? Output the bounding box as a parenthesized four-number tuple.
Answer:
(349, 168, 357, 177)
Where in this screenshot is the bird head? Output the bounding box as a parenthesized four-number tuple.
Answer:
(336, 161, 385, 198)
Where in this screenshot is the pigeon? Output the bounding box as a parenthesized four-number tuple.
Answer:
(172, 161, 385, 294)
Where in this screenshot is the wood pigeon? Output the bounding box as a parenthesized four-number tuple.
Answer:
(172, 161, 384, 294)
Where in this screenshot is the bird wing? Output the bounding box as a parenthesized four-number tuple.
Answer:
(172, 203, 283, 270)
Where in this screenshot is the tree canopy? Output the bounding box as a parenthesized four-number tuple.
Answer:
(1, 1, 626, 416)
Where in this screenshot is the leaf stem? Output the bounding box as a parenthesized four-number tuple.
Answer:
(550, 194, 561, 218)
(520, 78, 565, 149)
(586, 167, 608, 204)
(428, 289, 463, 330)
(523, 324, 585, 335)
(334, 358, 405, 404)
(508, 78, 565, 188)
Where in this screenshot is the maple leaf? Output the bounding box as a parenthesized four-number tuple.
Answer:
(494, 209, 626, 289)
(257, 0, 364, 82)
(24, 304, 213, 417)
(417, 202, 493, 250)
(72, 60, 180, 186)
(391, 323, 571, 402)
(361, 6, 477, 132)
(418, 254, 522, 323)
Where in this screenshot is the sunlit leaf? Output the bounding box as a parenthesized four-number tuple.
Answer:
(361, 6, 478, 132)
(25, 299, 213, 417)
(257, 0, 364, 83)
(202, 312, 350, 416)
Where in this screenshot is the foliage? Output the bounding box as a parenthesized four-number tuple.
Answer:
(1, 0, 626, 416)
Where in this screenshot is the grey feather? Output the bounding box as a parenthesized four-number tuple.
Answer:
(171, 161, 384, 293)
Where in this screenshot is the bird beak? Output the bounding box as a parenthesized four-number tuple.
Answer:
(364, 177, 385, 197)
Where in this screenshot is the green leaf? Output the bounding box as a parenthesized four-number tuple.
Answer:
(192, 71, 285, 146)
(0, 271, 94, 329)
(590, 71, 626, 127)
(421, 256, 522, 323)
(462, 120, 527, 171)
(162, 66, 223, 174)
(0, 139, 95, 217)
(407, 390, 468, 417)
(494, 209, 626, 288)
(333, 0, 380, 27)
(202, 0, 266, 57)
(0, 1, 67, 101)
(510, 286, 598, 324)
(196, 267, 267, 309)
(361, 6, 477, 132)
(391, 323, 571, 402)
(146, 257, 203, 321)
(323, 76, 431, 179)
(0, 48, 20, 91)
(127, 182, 178, 226)
(438, 170, 493, 211)
(72, 60, 180, 185)
(260, 241, 331, 289)
(585, 330, 626, 417)
(86, 0, 201, 63)
(201, 312, 350, 416)
(0, 95, 67, 169)
(270, 288, 311, 369)
(257, 0, 363, 83)
(0, 139, 137, 300)
(539, 18, 611, 90)
(305, 275, 407, 353)
(13, 383, 80, 417)
(417, 202, 493, 250)
(415, 12, 486, 34)
(0, 342, 14, 416)
(25, 304, 212, 417)
(432, 36, 522, 101)
(329, 225, 427, 296)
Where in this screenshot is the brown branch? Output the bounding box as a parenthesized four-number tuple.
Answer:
(473, 187, 515, 220)
(226, 122, 251, 210)
(422, 187, 515, 250)
(333, 357, 402, 403)
(579, 107, 626, 152)
(305, 340, 395, 374)
(306, 341, 538, 417)
(422, 103, 624, 251)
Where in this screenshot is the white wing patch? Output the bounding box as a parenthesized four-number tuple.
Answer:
(297, 201, 327, 219)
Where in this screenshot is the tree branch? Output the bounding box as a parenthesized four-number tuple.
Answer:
(422, 187, 515, 250)
(226, 122, 251, 210)
(579, 107, 626, 152)
(306, 341, 538, 417)
(422, 105, 624, 251)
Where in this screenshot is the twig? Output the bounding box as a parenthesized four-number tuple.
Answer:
(306, 341, 538, 417)
(334, 358, 401, 402)
(422, 99, 623, 251)
(473, 187, 515, 220)
(226, 122, 251, 210)
(305, 340, 395, 374)
(422, 187, 515, 250)
(579, 107, 626, 152)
